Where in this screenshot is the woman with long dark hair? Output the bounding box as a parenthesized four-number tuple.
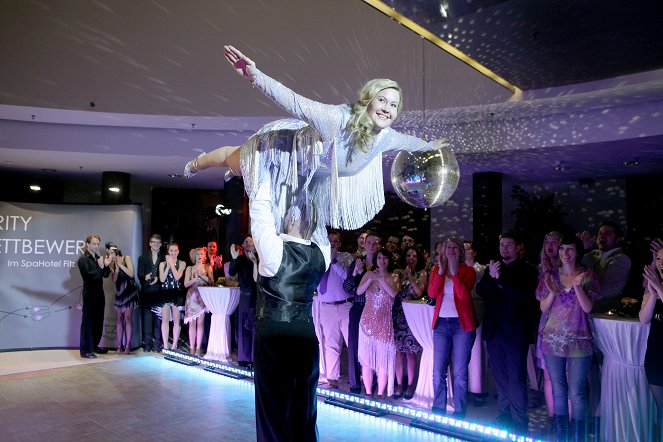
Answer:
(107, 242, 138, 355)
(537, 235, 599, 440)
(393, 246, 426, 399)
(357, 248, 399, 399)
(640, 243, 663, 437)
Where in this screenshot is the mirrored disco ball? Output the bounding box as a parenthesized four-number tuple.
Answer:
(390, 145, 459, 208)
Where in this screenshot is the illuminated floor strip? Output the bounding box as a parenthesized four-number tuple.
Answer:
(162, 349, 541, 442)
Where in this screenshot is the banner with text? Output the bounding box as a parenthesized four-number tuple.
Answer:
(0, 202, 142, 351)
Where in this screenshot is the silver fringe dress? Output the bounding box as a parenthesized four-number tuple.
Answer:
(239, 69, 437, 235)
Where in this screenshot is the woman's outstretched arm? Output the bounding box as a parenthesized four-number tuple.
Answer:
(224, 45, 344, 139)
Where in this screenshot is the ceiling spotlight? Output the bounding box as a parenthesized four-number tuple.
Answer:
(215, 204, 232, 216)
(108, 187, 120, 192)
(169, 173, 182, 178)
(623, 158, 639, 167)
(439, 2, 449, 18)
(30, 185, 41, 191)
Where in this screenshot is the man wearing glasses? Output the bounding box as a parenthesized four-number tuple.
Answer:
(138, 234, 165, 352)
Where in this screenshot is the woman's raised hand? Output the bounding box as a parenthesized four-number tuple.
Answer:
(543, 273, 558, 296)
(644, 263, 660, 286)
(224, 45, 257, 80)
(572, 272, 586, 288)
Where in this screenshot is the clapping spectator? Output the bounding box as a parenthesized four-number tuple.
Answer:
(158, 243, 186, 350)
(537, 236, 599, 440)
(228, 236, 259, 368)
(357, 248, 399, 399)
(429, 238, 477, 417)
(107, 243, 139, 355)
(640, 239, 663, 435)
(536, 231, 562, 430)
(184, 247, 212, 356)
(393, 246, 426, 399)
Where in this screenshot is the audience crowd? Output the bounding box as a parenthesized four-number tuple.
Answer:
(80, 221, 663, 440)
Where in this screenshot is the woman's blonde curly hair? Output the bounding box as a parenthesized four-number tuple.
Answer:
(347, 78, 403, 153)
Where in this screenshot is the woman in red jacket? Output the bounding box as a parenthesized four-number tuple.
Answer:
(428, 237, 478, 417)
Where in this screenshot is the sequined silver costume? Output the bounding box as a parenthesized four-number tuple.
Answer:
(240, 70, 438, 232)
(358, 284, 396, 396)
(183, 278, 207, 324)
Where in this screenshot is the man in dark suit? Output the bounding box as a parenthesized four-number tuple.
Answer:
(137, 234, 164, 352)
(477, 231, 538, 434)
(77, 234, 111, 358)
(249, 179, 330, 441)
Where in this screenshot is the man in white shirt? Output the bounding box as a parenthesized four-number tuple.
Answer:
(315, 231, 353, 389)
(580, 220, 631, 311)
(249, 179, 331, 442)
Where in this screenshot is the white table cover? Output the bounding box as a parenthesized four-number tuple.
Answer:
(402, 300, 455, 409)
(198, 286, 240, 362)
(590, 314, 655, 442)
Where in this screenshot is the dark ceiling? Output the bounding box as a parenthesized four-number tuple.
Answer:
(385, 0, 663, 89)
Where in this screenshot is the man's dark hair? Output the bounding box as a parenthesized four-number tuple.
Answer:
(499, 230, 523, 245)
(599, 220, 624, 239)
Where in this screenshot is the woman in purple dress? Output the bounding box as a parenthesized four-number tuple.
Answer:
(536, 235, 600, 441)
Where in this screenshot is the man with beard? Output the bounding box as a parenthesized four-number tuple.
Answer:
(477, 231, 538, 434)
(579, 220, 631, 311)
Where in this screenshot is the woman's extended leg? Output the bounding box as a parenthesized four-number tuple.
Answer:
(186, 146, 241, 176)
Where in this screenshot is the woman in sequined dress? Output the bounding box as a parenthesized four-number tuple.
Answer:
(158, 243, 187, 350)
(184, 45, 446, 234)
(393, 246, 426, 399)
(107, 243, 139, 355)
(183, 247, 212, 356)
(357, 248, 399, 399)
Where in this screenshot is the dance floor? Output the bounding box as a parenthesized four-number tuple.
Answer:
(0, 349, 546, 441)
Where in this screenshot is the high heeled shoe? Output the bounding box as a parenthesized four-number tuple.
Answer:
(393, 384, 403, 399)
(402, 384, 416, 400)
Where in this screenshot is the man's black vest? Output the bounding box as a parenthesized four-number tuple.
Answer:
(257, 241, 326, 322)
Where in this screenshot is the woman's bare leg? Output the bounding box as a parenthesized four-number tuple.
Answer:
(188, 318, 196, 353)
(172, 307, 181, 349)
(377, 371, 388, 396)
(195, 318, 204, 354)
(406, 353, 417, 387)
(191, 146, 241, 173)
(362, 366, 374, 395)
(116, 310, 124, 351)
(161, 305, 171, 349)
(123, 309, 132, 354)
